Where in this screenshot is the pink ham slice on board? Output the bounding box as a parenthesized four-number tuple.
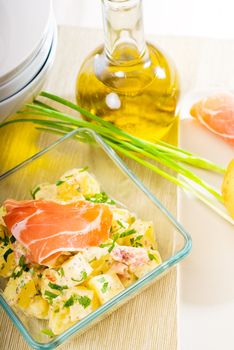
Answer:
(190, 92, 234, 146)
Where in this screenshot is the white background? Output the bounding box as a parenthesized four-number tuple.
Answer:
(53, 0, 234, 39)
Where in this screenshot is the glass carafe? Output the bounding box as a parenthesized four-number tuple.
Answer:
(76, 0, 179, 141)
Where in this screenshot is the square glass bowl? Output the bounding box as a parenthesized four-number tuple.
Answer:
(0, 129, 192, 349)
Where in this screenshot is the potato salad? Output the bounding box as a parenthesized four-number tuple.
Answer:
(0, 168, 162, 336)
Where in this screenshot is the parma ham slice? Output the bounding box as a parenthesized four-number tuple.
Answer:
(190, 92, 234, 146)
(3, 199, 112, 265)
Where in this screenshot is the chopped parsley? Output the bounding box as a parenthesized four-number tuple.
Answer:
(85, 192, 115, 205)
(41, 328, 55, 338)
(19, 255, 26, 268)
(11, 268, 23, 279)
(31, 186, 40, 199)
(56, 180, 64, 186)
(10, 235, 16, 243)
(38, 273, 43, 278)
(71, 270, 88, 282)
(78, 295, 91, 308)
(11, 256, 29, 279)
(0, 235, 10, 246)
(117, 220, 124, 228)
(57, 267, 65, 277)
(48, 282, 68, 291)
(148, 252, 160, 263)
(101, 281, 109, 293)
(130, 235, 143, 247)
(79, 166, 89, 172)
(3, 248, 13, 262)
(63, 294, 91, 309)
(64, 295, 75, 308)
(100, 229, 136, 253)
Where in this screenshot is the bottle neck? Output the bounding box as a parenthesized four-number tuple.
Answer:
(102, 0, 147, 63)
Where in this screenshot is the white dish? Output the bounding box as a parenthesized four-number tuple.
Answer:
(0, 0, 52, 85)
(178, 90, 234, 350)
(0, 26, 57, 119)
(0, 15, 55, 102)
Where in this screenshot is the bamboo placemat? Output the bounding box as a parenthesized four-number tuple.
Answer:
(0, 26, 180, 350)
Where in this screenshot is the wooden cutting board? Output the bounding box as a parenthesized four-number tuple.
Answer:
(0, 26, 178, 350)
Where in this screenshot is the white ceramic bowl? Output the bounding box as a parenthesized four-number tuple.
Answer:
(0, 16, 55, 102)
(0, 25, 57, 119)
(0, 0, 52, 85)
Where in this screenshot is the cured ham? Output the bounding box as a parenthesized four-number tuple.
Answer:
(3, 199, 112, 265)
(190, 92, 234, 146)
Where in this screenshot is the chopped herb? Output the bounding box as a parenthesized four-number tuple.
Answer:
(38, 273, 43, 278)
(81, 271, 88, 280)
(19, 255, 26, 267)
(79, 166, 89, 172)
(108, 243, 115, 253)
(48, 282, 68, 291)
(41, 328, 55, 338)
(85, 192, 115, 205)
(65, 174, 73, 179)
(130, 235, 143, 247)
(0, 235, 9, 246)
(119, 229, 136, 238)
(11, 268, 23, 279)
(57, 267, 65, 277)
(135, 235, 143, 241)
(99, 242, 112, 248)
(148, 252, 160, 263)
(10, 235, 16, 243)
(3, 248, 13, 262)
(71, 270, 88, 283)
(117, 220, 124, 228)
(64, 295, 75, 308)
(64, 294, 91, 309)
(148, 253, 155, 261)
(31, 186, 40, 199)
(77, 295, 91, 308)
(44, 290, 59, 299)
(56, 180, 65, 186)
(101, 281, 109, 293)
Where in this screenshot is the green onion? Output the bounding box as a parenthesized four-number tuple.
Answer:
(3, 248, 13, 262)
(44, 290, 59, 299)
(31, 186, 41, 199)
(1, 91, 232, 225)
(48, 282, 68, 291)
(56, 180, 64, 186)
(119, 229, 136, 238)
(41, 328, 55, 337)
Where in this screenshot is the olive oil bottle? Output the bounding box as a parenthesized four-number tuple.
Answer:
(76, 0, 179, 141)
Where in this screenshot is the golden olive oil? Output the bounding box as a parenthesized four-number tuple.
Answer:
(76, 0, 179, 142)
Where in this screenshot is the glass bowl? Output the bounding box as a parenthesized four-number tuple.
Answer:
(0, 129, 192, 349)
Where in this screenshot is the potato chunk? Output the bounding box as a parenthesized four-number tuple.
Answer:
(49, 286, 98, 335)
(4, 271, 37, 309)
(88, 272, 124, 304)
